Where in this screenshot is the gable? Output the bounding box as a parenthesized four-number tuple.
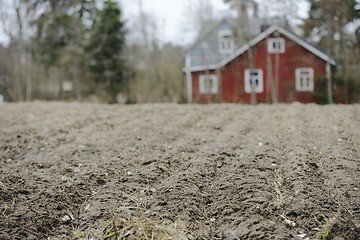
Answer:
(186, 19, 235, 53)
(187, 19, 239, 68)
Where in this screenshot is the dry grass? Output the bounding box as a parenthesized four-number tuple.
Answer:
(72, 209, 192, 240)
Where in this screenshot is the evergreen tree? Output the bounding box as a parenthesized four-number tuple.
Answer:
(32, 0, 97, 100)
(35, 14, 76, 66)
(87, 0, 126, 101)
(303, 0, 360, 104)
(303, 0, 358, 56)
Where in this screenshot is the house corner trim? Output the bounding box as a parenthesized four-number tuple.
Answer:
(185, 54, 193, 103)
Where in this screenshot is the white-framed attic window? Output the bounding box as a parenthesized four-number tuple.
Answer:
(267, 38, 285, 53)
(218, 30, 234, 54)
(295, 68, 314, 92)
(199, 74, 218, 94)
(244, 69, 264, 93)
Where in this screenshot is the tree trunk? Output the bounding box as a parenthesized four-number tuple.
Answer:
(325, 5, 334, 104)
(216, 67, 223, 103)
(274, 52, 280, 103)
(25, 62, 32, 101)
(248, 46, 256, 105)
(266, 37, 274, 103)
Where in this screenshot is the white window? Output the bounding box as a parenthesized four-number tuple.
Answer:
(218, 31, 234, 54)
(244, 69, 264, 93)
(62, 81, 73, 92)
(199, 74, 218, 94)
(267, 38, 285, 53)
(295, 68, 314, 92)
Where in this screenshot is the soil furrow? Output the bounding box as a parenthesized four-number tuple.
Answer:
(0, 103, 359, 239)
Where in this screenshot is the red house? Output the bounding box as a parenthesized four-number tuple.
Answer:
(184, 25, 336, 104)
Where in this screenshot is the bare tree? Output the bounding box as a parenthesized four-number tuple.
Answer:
(0, 0, 40, 101)
(235, 0, 257, 104)
(127, 7, 185, 103)
(181, 0, 215, 43)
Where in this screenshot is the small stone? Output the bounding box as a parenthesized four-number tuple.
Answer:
(61, 215, 71, 222)
(84, 204, 91, 211)
(150, 187, 156, 193)
(258, 142, 264, 147)
(285, 218, 296, 227)
(280, 215, 296, 227)
(210, 217, 216, 222)
(296, 233, 307, 239)
(73, 167, 81, 173)
(127, 171, 132, 175)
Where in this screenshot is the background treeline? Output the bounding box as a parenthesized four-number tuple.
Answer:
(0, 0, 359, 103)
(303, 0, 360, 103)
(0, 0, 185, 103)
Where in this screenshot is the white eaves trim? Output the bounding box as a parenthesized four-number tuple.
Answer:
(185, 26, 336, 73)
(183, 63, 220, 73)
(276, 26, 336, 65)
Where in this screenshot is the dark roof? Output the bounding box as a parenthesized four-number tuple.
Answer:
(186, 16, 288, 52)
(185, 25, 337, 72)
(186, 18, 234, 52)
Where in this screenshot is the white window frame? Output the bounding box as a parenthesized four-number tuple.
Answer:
(62, 81, 73, 92)
(244, 69, 264, 93)
(295, 68, 314, 92)
(218, 30, 234, 54)
(267, 38, 285, 54)
(199, 74, 218, 94)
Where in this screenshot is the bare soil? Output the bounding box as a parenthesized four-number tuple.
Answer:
(0, 102, 359, 240)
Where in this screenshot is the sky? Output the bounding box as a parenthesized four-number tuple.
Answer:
(119, 0, 309, 45)
(119, 0, 231, 44)
(0, 0, 310, 47)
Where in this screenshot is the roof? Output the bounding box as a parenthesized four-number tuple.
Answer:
(186, 17, 288, 54)
(185, 25, 337, 72)
(186, 18, 235, 52)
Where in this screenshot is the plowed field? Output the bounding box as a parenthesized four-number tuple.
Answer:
(0, 103, 359, 239)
